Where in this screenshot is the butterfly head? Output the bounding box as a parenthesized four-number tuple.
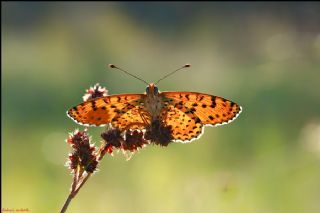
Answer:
(146, 83, 159, 97)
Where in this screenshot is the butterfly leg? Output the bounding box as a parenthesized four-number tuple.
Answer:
(159, 109, 171, 126)
(137, 109, 151, 125)
(122, 110, 151, 131)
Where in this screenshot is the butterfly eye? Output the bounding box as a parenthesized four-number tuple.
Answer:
(146, 87, 150, 94)
(154, 87, 159, 95)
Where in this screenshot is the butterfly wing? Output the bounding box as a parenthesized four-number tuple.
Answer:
(67, 94, 147, 128)
(160, 92, 242, 142)
(160, 104, 204, 142)
(111, 103, 151, 130)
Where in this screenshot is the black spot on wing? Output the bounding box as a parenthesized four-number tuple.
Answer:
(195, 117, 201, 124)
(209, 96, 216, 108)
(91, 100, 97, 111)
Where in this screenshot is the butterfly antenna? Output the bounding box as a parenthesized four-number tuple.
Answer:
(108, 64, 148, 85)
(156, 64, 191, 84)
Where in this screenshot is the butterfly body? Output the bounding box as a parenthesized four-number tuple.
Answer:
(67, 83, 242, 143)
(144, 83, 163, 121)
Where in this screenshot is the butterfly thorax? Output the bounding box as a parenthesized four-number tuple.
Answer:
(144, 83, 163, 121)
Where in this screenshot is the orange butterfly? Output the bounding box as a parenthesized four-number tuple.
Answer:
(67, 64, 242, 143)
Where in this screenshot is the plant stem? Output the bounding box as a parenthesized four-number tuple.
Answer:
(60, 173, 92, 213)
(60, 192, 74, 213)
(75, 173, 91, 194)
(60, 142, 107, 213)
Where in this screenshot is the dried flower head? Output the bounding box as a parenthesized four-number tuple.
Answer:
(122, 130, 148, 151)
(101, 127, 149, 156)
(101, 128, 123, 155)
(82, 83, 108, 102)
(66, 129, 98, 173)
(101, 127, 122, 144)
(145, 120, 174, 146)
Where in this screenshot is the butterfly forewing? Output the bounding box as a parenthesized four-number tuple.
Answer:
(160, 92, 242, 142)
(67, 94, 145, 127)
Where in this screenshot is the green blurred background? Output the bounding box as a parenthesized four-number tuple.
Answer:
(2, 2, 320, 213)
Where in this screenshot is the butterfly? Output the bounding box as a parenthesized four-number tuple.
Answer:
(67, 64, 242, 143)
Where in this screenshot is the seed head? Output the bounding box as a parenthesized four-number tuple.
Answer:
(83, 83, 108, 102)
(145, 120, 173, 146)
(66, 129, 98, 173)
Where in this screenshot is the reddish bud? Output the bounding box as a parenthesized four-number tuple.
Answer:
(83, 83, 108, 102)
(145, 120, 173, 146)
(122, 130, 148, 151)
(66, 129, 98, 173)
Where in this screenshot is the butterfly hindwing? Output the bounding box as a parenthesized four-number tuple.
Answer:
(161, 104, 204, 142)
(111, 103, 151, 130)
